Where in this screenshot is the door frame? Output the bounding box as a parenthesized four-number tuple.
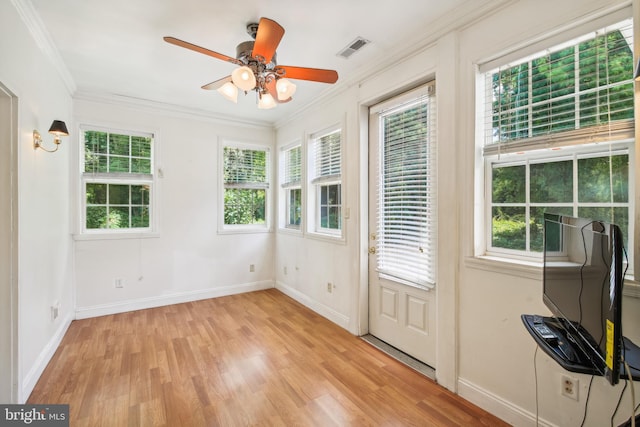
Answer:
(354, 33, 460, 393)
(0, 81, 19, 403)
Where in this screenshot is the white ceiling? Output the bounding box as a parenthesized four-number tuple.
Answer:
(29, 0, 497, 126)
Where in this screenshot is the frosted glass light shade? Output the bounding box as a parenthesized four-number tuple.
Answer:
(275, 78, 296, 100)
(217, 81, 238, 103)
(231, 66, 257, 91)
(258, 93, 277, 109)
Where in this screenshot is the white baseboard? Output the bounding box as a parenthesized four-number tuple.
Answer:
(21, 311, 74, 403)
(75, 281, 275, 319)
(458, 378, 555, 427)
(275, 281, 350, 330)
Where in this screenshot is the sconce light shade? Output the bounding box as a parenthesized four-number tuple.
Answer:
(34, 120, 68, 153)
(48, 120, 69, 137)
(634, 59, 640, 81)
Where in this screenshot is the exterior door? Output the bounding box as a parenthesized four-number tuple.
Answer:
(368, 82, 437, 367)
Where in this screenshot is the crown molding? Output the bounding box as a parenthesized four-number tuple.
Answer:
(11, 0, 76, 95)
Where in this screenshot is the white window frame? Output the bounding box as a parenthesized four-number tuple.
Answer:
(78, 125, 157, 237)
(279, 142, 303, 232)
(307, 125, 344, 240)
(218, 139, 271, 234)
(476, 14, 635, 271)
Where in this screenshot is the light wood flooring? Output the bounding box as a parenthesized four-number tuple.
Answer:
(28, 289, 510, 426)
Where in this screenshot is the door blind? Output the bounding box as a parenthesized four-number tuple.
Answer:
(375, 84, 437, 288)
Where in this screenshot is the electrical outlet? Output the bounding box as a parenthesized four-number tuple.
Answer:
(561, 375, 579, 400)
(283, 266, 287, 275)
(114, 278, 124, 288)
(249, 264, 255, 272)
(50, 303, 59, 321)
(327, 282, 333, 293)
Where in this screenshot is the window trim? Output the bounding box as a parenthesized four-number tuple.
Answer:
(306, 125, 345, 241)
(77, 124, 158, 238)
(218, 138, 272, 234)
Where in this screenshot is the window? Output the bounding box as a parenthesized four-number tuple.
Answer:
(482, 19, 634, 260)
(81, 127, 154, 233)
(281, 144, 302, 229)
(222, 143, 270, 230)
(308, 128, 342, 236)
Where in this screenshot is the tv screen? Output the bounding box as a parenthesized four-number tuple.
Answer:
(543, 213, 624, 385)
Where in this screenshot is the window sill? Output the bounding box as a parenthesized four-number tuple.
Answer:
(277, 226, 303, 236)
(464, 255, 542, 281)
(217, 226, 272, 235)
(74, 231, 160, 241)
(466, 255, 640, 299)
(305, 230, 346, 245)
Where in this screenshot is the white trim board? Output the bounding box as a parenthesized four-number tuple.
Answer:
(21, 312, 73, 403)
(458, 378, 555, 427)
(275, 281, 351, 331)
(75, 281, 275, 319)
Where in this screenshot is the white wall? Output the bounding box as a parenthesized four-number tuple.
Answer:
(0, 1, 74, 402)
(275, 0, 640, 426)
(72, 99, 276, 318)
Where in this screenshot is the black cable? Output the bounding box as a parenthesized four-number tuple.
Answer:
(534, 345, 539, 426)
(580, 375, 595, 427)
(612, 379, 629, 427)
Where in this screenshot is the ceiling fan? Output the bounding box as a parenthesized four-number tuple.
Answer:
(164, 17, 339, 109)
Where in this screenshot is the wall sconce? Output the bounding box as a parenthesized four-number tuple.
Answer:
(33, 120, 68, 153)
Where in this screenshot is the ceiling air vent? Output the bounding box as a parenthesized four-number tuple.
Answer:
(337, 37, 371, 59)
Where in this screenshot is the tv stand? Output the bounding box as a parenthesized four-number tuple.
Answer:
(522, 314, 640, 380)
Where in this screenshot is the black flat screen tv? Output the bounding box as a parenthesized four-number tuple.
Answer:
(543, 213, 624, 385)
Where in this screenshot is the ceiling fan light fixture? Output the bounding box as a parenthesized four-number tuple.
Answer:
(276, 78, 296, 100)
(217, 81, 238, 103)
(231, 66, 257, 91)
(258, 92, 277, 109)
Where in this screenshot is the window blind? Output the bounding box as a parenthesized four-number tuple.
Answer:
(223, 147, 269, 189)
(375, 84, 437, 288)
(282, 145, 301, 188)
(484, 19, 634, 156)
(313, 130, 341, 183)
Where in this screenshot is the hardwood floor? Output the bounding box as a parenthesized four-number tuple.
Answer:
(29, 289, 509, 426)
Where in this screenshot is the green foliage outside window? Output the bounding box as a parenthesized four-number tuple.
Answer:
(86, 183, 150, 229)
(492, 154, 629, 252)
(288, 188, 302, 226)
(83, 129, 153, 231)
(224, 189, 266, 225)
(223, 146, 269, 226)
(319, 184, 341, 230)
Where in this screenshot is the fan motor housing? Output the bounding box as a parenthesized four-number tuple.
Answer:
(236, 40, 277, 69)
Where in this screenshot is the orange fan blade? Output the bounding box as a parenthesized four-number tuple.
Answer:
(201, 76, 232, 90)
(251, 18, 284, 64)
(276, 66, 338, 84)
(164, 37, 241, 65)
